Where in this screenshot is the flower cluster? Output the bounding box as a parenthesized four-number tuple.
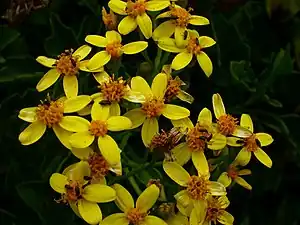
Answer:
(17, 1, 274, 225)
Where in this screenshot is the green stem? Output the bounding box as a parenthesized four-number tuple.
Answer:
(56, 151, 72, 173)
(210, 15, 222, 67)
(125, 168, 142, 195)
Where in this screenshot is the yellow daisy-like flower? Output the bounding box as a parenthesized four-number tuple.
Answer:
(18, 95, 92, 149)
(90, 72, 146, 116)
(153, 4, 209, 46)
(36, 45, 99, 98)
(124, 73, 190, 147)
(86, 30, 148, 70)
(50, 162, 116, 225)
(163, 162, 226, 219)
(158, 30, 216, 76)
(218, 164, 252, 190)
(69, 103, 132, 169)
(108, 0, 171, 39)
(171, 108, 226, 174)
(100, 184, 167, 225)
(227, 114, 273, 168)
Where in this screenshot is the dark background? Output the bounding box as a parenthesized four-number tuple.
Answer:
(1, 0, 300, 224)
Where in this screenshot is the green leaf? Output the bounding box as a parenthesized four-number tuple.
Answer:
(76, 15, 102, 43)
(77, 0, 102, 16)
(272, 48, 293, 76)
(0, 26, 20, 51)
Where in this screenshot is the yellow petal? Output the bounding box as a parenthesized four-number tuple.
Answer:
(171, 142, 191, 166)
(70, 201, 81, 218)
(78, 199, 102, 225)
(70, 131, 95, 148)
(124, 87, 146, 103)
(163, 161, 190, 187)
(256, 133, 273, 146)
(79, 60, 104, 73)
(64, 95, 91, 113)
(131, 76, 152, 97)
(73, 45, 92, 60)
(85, 35, 107, 47)
(19, 121, 46, 145)
(174, 26, 187, 48)
(83, 184, 116, 203)
(88, 51, 111, 70)
(177, 90, 194, 104)
(174, 190, 193, 215)
(226, 137, 243, 147)
(217, 211, 234, 225)
(91, 103, 110, 121)
(18, 107, 37, 122)
(189, 15, 210, 26)
(238, 169, 251, 176)
(136, 184, 160, 213)
(232, 126, 252, 138)
(106, 30, 122, 43)
(240, 114, 254, 132)
(59, 116, 90, 132)
(108, 0, 127, 15)
(188, 29, 200, 38)
(167, 213, 188, 225)
(151, 72, 167, 98)
(124, 108, 146, 129)
(94, 71, 110, 85)
(152, 20, 176, 41)
(208, 181, 227, 196)
(192, 151, 209, 176)
(112, 184, 134, 212)
(158, 38, 182, 53)
(53, 124, 73, 149)
(254, 147, 272, 168)
(98, 135, 120, 166)
(235, 148, 251, 166)
(36, 56, 56, 68)
(67, 161, 91, 182)
(212, 93, 226, 119)
(137, 13, 152, 39)
(208, 133, 227, 150)
(118, 16, 138, 35)
(171, 51, 193, 70)
(156, 11, 172, 19)
(100, 213, 128, 225)
(171, 117, 194, 132)
(110, 102, 121, 116)
(162, 104, 190, 120)
(197, 107, 212, 127)
(145, 1, 170, 11)
(198, 36, 216, 48)
(218, 195, 230, 209)
(143, 215, 168, 225)
(49, 173, 68, 194)
(63, 75, 78, 98)
(234, 177, 252, 190)
(191, 200, 206, 225)
(142, 117, 159, 147)
(196, 51, 213, 77)
(217, 172, 232, 188)
(107, 116, 132, 131)
(77, 105, 92, 117)
(71, 147, 93, 160)
(122, 41, 148, 54)
(36, 69, 60, 92)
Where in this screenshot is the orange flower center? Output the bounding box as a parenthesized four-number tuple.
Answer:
(205, 197, 224, 224)
(106, 41, 123, 58)
(186, 125, 212, 152)
(141, 97, 165, 118)
(102, 7, 117, 30)
(88, 153, 110, 180)
(126, 0, 146, 17)
(126, 208, 147, 225)
(100, 76, 127, 102)
(186, 175, 210, 200)
(170, 6, 192, 27)
(217, 114, 238, 136)
(186, 37, 201, 55)
(36, 100, 64, 127)
(55, 49, 80, 76)
(150, 128, 183, 152)
(164, 77, 182, 102)
(227, 165, 238, 179)
(244, 134, 258, 152)
(64, 181, 83, 202)
(89, 120, 108, 137)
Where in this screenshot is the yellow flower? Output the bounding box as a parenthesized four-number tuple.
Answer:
(86, 30, 148, 70)
(161, 64, 194, 103)
(227, 114, 273, 168)
(108, 0, 171, 39)
(50, 162, 116, 224)
(163, 162, 226, 219)
(69, 103, 132, 169)
(36, 45, 98, 98)
(218, 164, 252, 190)
(153, 4, 209, 46)
(100, 184, 167, 225)
(90, 72, 146, 116)
(158, 30, 216, 76)
(170, 108, 226, 174)
(123, 73, 190, 147)
(166, 212, 189, 225)
(102, 7, 118, 30)
(18, 95, 92, 149)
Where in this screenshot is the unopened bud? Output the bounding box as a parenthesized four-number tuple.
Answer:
(102, 7, 117, 30)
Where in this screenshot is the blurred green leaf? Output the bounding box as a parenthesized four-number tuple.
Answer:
(0, 26, 20, 51)
(77, 0, 101, 16)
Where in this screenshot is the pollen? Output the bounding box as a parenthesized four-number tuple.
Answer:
(89, 120, 108, 137)
(126, 0, 146, 17)
(244, 134, 258, 152)
(217, 114, 238, 136)
(170, 6, 192, 27)
(55, 49, 80, 76)
(186, 37, 202, 55)
(100, 76, 127, 102)
(126, 208, 147, 225)
(141, 97, 165, 118)
(205, 196, 224, 224)
(36, 100, 64, 127)
(186, 124, 212, 152)
(88, 153, 110, 180)
(56, 181, 83, 204)
(164, 77, 182, 102)
(186, 175, 210, 200)
(227, 165, 238, 179)
(102, 7, 117, 30)
(106, 41, 123, 58)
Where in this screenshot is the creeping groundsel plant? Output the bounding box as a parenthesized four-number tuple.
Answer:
(17, 0, 274, 224)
